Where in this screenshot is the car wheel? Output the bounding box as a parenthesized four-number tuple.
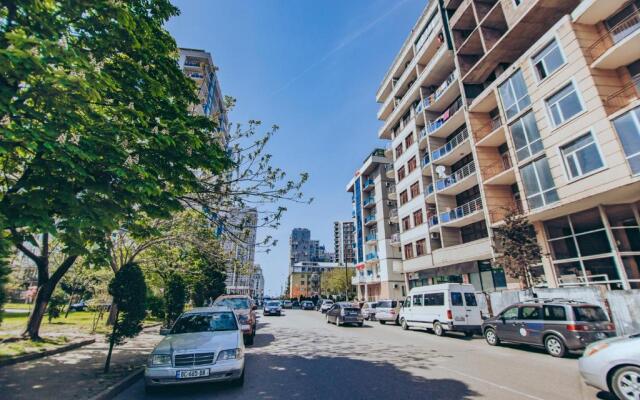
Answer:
(484, 328, 499, 346)
(401, 318, 408, 330)
(544, 335, 566, 358)
(395, 317, 400, 326)
(379, 320, 386, 325)
(336, 317, 341, 327)
(326, 314, 330, 323)
(433, 322, 445, 337)
(611, 365, 640, 400)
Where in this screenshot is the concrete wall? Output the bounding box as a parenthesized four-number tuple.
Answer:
(607, 290, 640, 336)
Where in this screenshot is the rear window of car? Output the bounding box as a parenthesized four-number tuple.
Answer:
(464, 293, 478, 307)
(424, 293, 444, 306)
(573, 306, 608, 322)
(451, 292, 464, 306)
(543, 305, 567, 321)
(377, 301, 397, 308)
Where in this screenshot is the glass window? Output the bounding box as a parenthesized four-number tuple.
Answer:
(560, 133, 604, 179)
(583, 257, 620, 284)
(612, 107, 640, 175)
(502, 307, 519, 320)
(404, 297, 412, 308)
(571, 208, 604, 234)
(545, 82, 584, 127)
(543, 305, 567, 321)
(519, 306, 542, 320)
(510, 112, 543, 161)
(549, 237, 579, 260)
(532, 39, 565, 80)
(499, 70, 531, 120)
(576, 231, 611, 256)
(415, 239, 426, 257)
(451, 292, 464, 306)
(573, 306, 608, 322)
(464, 293, 478, 306)
(555, 261, 583, 285)
(413, 294, 423, 306)
(622, 256, 640, 289)
(520, 157, 559, 209)
(545, 216, 572, 239)
(424, 292, 445, 306)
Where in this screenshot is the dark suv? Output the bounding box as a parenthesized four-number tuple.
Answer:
(482, 299, 616, 357)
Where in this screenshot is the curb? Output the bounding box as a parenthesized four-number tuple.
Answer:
(0, 338, 96, 368)
(89, 367, 144, 400)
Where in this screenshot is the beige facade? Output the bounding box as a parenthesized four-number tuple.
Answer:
(375, 0, 640, 292)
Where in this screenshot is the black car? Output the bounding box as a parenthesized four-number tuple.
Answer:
(263, 300, 283, 316)
(325, 302, 364, 327)
(292, 301, 300, 309)
(301, 301, 314, 310)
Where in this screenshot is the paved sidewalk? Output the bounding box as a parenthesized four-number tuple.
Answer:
(0, 327, 161, 399)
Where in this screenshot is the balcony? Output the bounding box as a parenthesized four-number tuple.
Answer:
(363, 196, 376, 208)
(430, 127, 470, 165)
(390, 233, 401, 246)
(473, 115, 504, 145)
(418, 126, 429, 149)
(438, 197, 484, 228)
(603, 76, 640, 114)
(364, 214, 377, 226)
(384, 163, 395, 179)
(426, 97, 465, 138)
(352, 274, 366, 285)
(572, 0, 628, 24)
(363, 178, 375, 192)
(425, 183, 435, 202)
(434, 161, 477, 195)
(423, 71, 459, 113)
(365, 252, 379, 262)
(482, 154, 516, 185)
(365, 233, 378, 244)
(428, 214, 439, 229)
(389, 208, 399, 223)
(384, 143, 393, 158)
(589, 9, 640, 69)
(387, 184, 397, 199)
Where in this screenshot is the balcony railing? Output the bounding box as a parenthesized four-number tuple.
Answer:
(425, 183, 435, 196)
(423, 71, 457, 110)
(419, 126, 427, 140)
(426, 97, 464, 135)
(429, 214, 439, 227)
(363, 178, 375, 189)
(481, 154, 513, 181)
(439, 197, 483, 225)
(422, 154, 431, 168)
(387, 184, 397, 195)
(363, 196, 375, 207)
(435, 161, 476, 192)
(431, 127, 469, 162)
(184, 60, 202, 67)
(364, 214, 377, 224)
(473, 115, 502, 142)
(365, 252, 378, 261)
(604, 76, 640, 110)
(588, 9, 640, 61)
(365, 233, 378, 242)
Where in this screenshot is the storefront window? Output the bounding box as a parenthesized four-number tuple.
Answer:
(583, 258, 622, 288)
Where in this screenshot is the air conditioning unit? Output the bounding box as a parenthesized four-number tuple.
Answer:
(430, 232, 440, 240)
(386, 200, 396, 206)
(385, 182, 391, 187)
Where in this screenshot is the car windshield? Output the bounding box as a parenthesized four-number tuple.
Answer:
(377, 301, 397, 308)
(215, 298, 250, 309)
(171, 312, 238, 334)
(266, 301, 280, 307)
(573, 306, 608, 322)
(325, 301, 333, 305)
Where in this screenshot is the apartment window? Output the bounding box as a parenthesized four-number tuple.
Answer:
(461, 220, 488, 243)
(532, 39, 565, 81)
(560, 133, 604, 180)
(612, 107, 640, 174)
(413, 209, 424, 226)
(510, 112, 543, 162)
(545, 82, 584, 128)
(404, 243, 414, 260)
(520, 157, 559, 209)
(395, 144, 403, 158)
(498, 70, 530, 120)
(605, 1, 640, 44)
(402, 216, 411, 231)
(407, 156, 417, 173)
(400, 190, 409, 205)
(398, 166, 406, 181)
(405, 133, 415, 148)
(410, 182, 420, 198)
(415, 239, 426, 257)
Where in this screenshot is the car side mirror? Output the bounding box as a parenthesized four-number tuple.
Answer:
(159, 328, 170, 336)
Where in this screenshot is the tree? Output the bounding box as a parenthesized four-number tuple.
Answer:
(321, 268, 355, 298)
(1, 1, 230, 340)
(492, 210, 542, 290)
(46, 290, 66, 323)
(0, 224, 10, 325)
(104, 262, 146, 373)
(164, 273, 186, 328)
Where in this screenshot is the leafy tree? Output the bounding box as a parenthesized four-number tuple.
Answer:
(46, 290, 66, 323)
(0, 0, 230, 340)
(145, 291, 165, 320)
(321, 268, 356, 298)
(0, 225, 10, 324)
(492, 210, 542, 290)
(104, 262, 146, 373)
(164, 273, 186, 328)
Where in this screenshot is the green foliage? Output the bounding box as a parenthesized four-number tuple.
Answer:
(146, 292, 165, 320)
(321, 268, 356, 297)
(0, 225, 10, 324)
(107, 263, 147, 346)
(47, 290, 67, 323)
(164, 273, 186, 327)
(493, 210, 542, 289)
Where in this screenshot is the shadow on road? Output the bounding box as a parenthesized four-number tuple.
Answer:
(250, 333, 275, 348)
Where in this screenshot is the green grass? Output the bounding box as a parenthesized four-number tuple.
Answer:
(4, 303, 32, 311)
(0, 336, 70, 360)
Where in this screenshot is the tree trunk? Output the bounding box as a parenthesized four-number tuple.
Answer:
(104, 310, 119, 373)
(64, 291, 74, 319)
(23, 282, 55, 341)
(106, 303, 118, 326)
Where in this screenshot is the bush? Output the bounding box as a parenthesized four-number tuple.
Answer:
(146, 292, 165, 320)
(164, 273, 186, 327)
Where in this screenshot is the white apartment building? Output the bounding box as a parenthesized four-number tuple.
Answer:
(334, 221, 356, 265)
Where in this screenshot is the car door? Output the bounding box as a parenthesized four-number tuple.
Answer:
(449, 291, 466, 325)
(517, 305, 543, 344)
(331, 305, 341, 323)
(401, 296, 412, 324)
(411, 294, 424, 327)
(496, 306, 520, 341)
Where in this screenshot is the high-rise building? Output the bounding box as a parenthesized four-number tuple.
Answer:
(251, 264, 265, 300)
(222, 207, 258, 295)
(347, 149, 406, 301)
(334, 221, 356, 265)
(375, 0, 640, 292)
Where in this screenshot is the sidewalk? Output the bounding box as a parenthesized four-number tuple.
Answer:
(0, 327, 161, 399)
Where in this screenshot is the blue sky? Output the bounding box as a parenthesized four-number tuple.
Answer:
(166, 0, 426, 296)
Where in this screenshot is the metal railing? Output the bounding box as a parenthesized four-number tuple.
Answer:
(422, 154, 431, 168)
(435, 161, 476, 192)
(387, 184, 397, 195)
(419, 126, 427, 140)
(426, 97, 464, 135)
(364, 214, 377, 224)
(604, 76, 640, 110)
(363, 196, 375, 207)
(425, 183, 435, 196)
(438, 197, 483, 225)
(481, 154, 513, 181)
(588, 9, 640, 61)
(431, 127, 469, 161)
(363, 178, 375, 189)
(365, 233, 378, 242)
(473, 115, 502, 142)
(429, 214, 439, 227)
(365, 252, 378, 261)
(423, 71, 457, 110)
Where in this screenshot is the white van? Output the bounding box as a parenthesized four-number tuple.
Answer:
(399, 283, 482, 337)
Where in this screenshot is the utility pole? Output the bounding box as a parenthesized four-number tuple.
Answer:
(344, 262, 349, 302)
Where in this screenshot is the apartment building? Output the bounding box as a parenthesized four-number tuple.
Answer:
(334, 221, 356, 265)
(289, 261, 353, 298)
(222, 207, 259, 295)
(346, 149, 406, 301)
(376, 0, 640, 291)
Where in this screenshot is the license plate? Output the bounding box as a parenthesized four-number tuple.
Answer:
(176, 369, 209, 379)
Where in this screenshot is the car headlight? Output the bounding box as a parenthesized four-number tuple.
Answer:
(584, 342, 609, 357)
(148, 354, 171, 367)
(217, 348, 243, 361)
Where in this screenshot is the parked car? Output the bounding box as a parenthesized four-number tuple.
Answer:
(483, 299, 616, 357)
(315, 299, 324, 311)
(375, 300, 401, 325)
(213, 295, 257, 345)
(145, 306, 245, 392)
(263, 300, 282, 316)
(579, 333, 640, 400)
(319, 300, 334, 313)
(301, 301, 315, 310)
(360, 302, 378, 320)
(292, 300, 300, 309)
(399, 283, 482, 337)
(325, 302, 364, 327)
(69, 300, 87, 312)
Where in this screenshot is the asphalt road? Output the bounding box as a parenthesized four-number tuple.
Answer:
(116, 309, 606, 400)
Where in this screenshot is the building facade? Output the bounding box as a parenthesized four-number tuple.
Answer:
(222, 208, 259, 295)
(375, 0, 640, 292)
(289, 261, 353, 298)
(347, 149, 406, 301)
(334, 221, 356, 265)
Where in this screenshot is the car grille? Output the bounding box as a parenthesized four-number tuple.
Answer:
(174, 352, 216, 367)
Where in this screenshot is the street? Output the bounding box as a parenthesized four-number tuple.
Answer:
(117, 309, 604, 400)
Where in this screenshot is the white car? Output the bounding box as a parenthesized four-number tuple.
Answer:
(145, 307, 245, 392)
(579, 333, 640, 400)
(320, 300, 334, 313)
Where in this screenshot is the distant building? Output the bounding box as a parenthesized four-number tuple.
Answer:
(251, 264, 265, 299)
(288, 261, 353, 298)
(333, 221, 355, 265)
(221, 208, 258, 296)
(288, 228, 331, 274)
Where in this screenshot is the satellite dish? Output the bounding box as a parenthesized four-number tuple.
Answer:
(435, 165, 446, 178)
